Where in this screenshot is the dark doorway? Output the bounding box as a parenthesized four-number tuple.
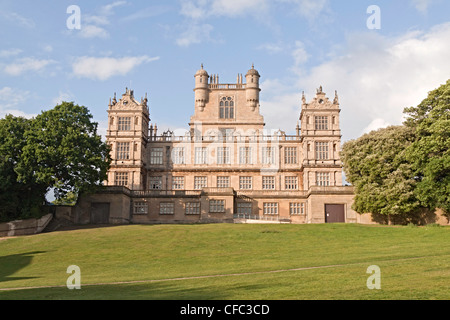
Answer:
(325, 204, 345, 223)
(90, 203, 110, 224)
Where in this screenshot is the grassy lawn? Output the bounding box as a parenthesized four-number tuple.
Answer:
(0, 223, 449, 300)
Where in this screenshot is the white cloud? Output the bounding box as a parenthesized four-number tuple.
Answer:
(3, 57, 56, 76)
(72, 55, 160, 81)
(411, 0, 434, 13)
(260, 22, 450, 141)
(79, 25, 110, 39)
(362, 118, 391, 135)
(52, 92, 74, 106)
(1, 11, 35, 28)
(0, 87, 36, 118)
(176, 23, 214, 47)
(0, 48, 22, 58)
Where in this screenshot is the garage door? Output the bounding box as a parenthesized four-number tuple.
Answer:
(325, 204, 345, 223)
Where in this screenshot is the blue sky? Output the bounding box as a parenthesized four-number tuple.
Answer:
(1, 0, 450, 142)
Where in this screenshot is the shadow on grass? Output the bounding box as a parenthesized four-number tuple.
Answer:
(0, 251, 45, 283)
(0, 280, 260, 300)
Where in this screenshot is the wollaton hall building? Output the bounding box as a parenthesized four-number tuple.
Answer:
(65, 65, 361, 225)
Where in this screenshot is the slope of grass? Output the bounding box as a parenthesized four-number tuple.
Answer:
(0, 223, 449, 300)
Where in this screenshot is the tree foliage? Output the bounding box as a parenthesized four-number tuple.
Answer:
(342, 80, 449, 220)
(0, 102, 111, 222)
(341, 126, 422, 217)
(403, 80, 450, 213)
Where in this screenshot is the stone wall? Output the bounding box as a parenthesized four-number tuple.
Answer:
(0, 214, 52, 237)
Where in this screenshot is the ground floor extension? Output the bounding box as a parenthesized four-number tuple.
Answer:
(55, 185, 372, 225)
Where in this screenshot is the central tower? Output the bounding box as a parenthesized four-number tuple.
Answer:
(189, 64, 265, 137)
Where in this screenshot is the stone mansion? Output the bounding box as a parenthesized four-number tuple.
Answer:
(69, 65, 358, 225)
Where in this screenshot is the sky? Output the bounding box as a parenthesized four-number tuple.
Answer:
(1, 0, 450, 143)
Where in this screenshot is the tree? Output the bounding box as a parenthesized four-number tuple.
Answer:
(0, 102, 111, 222)
(341, 126, 423, 220)
(403, 80, 450, 214)
(0, 115, 47, 222)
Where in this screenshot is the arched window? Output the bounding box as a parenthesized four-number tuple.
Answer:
(219, 96, 234, 119)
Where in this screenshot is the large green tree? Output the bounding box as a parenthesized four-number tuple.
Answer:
(403, 80, 450, 214)
(0, 102, 111, 222)
(341, 125, 422, 220)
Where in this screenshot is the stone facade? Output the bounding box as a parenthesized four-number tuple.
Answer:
(86, 65, 359, 225)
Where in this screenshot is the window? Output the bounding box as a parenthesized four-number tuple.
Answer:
(210, 200, 225, 213)
(285, 176, 298, 190)
(116, 142, 130, 160)
(263, 203, 278, 215)
(284, 147, 297, 164)
(316, 142, 329, 160)
(118, 117, 131, 131)
(114, 172, 128, 186)
(172, 147, 185, 165)
(150, 148, 163, 165)
(194, 176, 207, 190)
(160, 202, 174, 215)
(290, 203, 305, 215)
(262, 176, 275, 190)
(239, 176, 253, 190)
(217, 176, 230, 188)
(149, 176, 162, 190)
(262, 147, 276, 164)
(316, 172, 330, 186)
(172, 176, 185, 190)
(185, 202, 200, 215)
(237, 202, 252, 215)
(239, 147, 252, 165)
(133, 202, 148, 215)
(219, 128, 234, 141)
(315, 116, 328, 130)
(219, 97, 234, 119)
(217, 147, 230, 164)
(195, 147, 208, 164)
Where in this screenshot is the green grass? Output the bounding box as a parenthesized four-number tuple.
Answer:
(0, 223, 449, 300)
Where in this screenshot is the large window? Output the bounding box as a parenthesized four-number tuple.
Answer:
(217, 147, 230, 164)
(150, 148, 163, 165)
(217, 176, 230, 188)
(172, 147, 185, 165)
(237, 202, 252, 215)
(194, 176, 208, 190)
(239, 147, 252, 165)
(285, 176, 298, 190)
(149, 176, 162, 190)
(262, 147, 276, 164)
(195, 147, 208, 164)
(284, 147, 297, 164)
(133, 202, 148, 214)
(210, 200, 225, 213)
(114, 172, 128, 186)
(263, 203, 278, 215)
(116, 142, 130, 160)
(118, 117, 131, 131)
(239, 176, 253, 190)
(316, 142, 329, 160)
(185, 202, 200, 215)
(262, 176, 275, 190)
(159, 202, 174, 215)
(219, 97, 234, 119)
(316, 172, 330, 186)
(172, 176, 185, 190)
(315, 116, 328, 130)
(289, 203, 305, 215)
